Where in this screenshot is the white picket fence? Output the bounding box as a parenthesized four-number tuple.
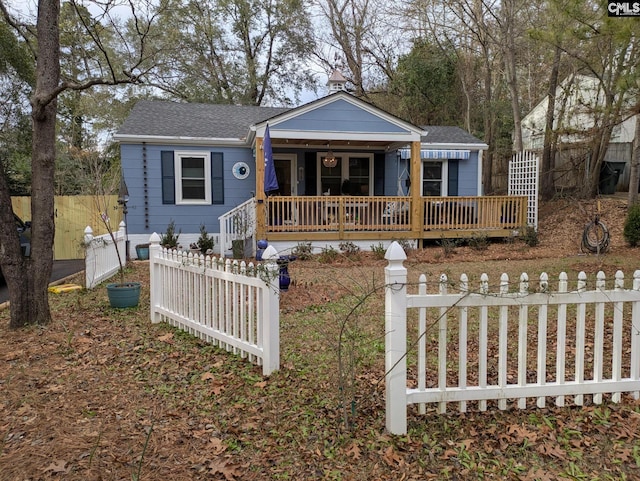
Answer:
(384, 241, 640, 435)
(148, 234, 280, 375)
(84, 222, 126, 289)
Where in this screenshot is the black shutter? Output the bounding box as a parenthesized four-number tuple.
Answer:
(448, 160, 459, 196)
(374, 153, 385, 195)
(161, 151, 175, 204)
(304, 152, 317, 196)
(211, 152, 224, 204)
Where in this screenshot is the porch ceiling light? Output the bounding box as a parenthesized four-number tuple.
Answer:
(323, 145, 337, 168)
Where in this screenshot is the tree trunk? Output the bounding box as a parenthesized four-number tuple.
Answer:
(585, 125, 615, 198)
(9, 0, 60, 327)
(628, 109, 640, 207)
(481, 55, 495, 194)
(540, 47, 561, 201)
(502, 0, 522, 153)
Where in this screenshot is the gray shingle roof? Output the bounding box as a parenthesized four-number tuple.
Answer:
(116, 100, 485, 147)
(116, 100, 291, 140)
(421, 126, 486, 145)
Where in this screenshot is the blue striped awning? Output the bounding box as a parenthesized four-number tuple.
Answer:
(398, 149, 471, 160)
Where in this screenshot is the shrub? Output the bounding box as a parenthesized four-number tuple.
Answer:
(292, 241, 313, 260)
(338, 241, 360, 257)
(623, 203, 640, 247)
(370, 242, 386, 259)
(196, 224, 215, 253)
(468, 233, 490, 251)
(437, 237, 459, 258)
(318, 246, 338, 263)
(520, 225, 539, 247)
(160, 219, 181, 249)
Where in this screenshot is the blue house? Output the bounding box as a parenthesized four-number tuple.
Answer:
(115, 81, 525, 258)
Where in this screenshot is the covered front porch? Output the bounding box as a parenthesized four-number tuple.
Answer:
(218, 91, 528, 252)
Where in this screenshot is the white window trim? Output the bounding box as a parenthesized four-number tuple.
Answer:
(175, 150, 212, 205)
(421, 159, 448, 196)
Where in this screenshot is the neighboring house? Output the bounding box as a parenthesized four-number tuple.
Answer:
(521, 74, 638, 191)
(115, 77, 528, 258)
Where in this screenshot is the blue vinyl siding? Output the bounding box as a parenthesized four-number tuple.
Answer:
(276, 99, 409, 134)
(457, 152, 480, 195)
(121, 143, 255, 235)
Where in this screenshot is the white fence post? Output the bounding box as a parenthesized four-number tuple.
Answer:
(384, 241, 408, 435)
(149, 232, 162, 324)
(84, 226, 95, 289)
(262, 245, 280, 375)
(632, 270, 640, 400)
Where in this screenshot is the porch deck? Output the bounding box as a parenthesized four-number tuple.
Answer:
(263, 195, 527, 241)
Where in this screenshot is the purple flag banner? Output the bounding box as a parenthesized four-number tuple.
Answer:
(263, 124, 279, 194)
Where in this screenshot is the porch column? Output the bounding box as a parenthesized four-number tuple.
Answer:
(410, 140, 422, 238)
(256, 136, 266, 240)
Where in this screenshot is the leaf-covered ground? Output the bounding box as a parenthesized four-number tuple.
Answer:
(1, 196, 640, 480)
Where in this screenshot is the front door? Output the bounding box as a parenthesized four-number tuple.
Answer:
(274, 154, 296, 195)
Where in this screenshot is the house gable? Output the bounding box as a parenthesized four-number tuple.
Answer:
(275, 98, 409, 134)
(253, 92, 424, 144)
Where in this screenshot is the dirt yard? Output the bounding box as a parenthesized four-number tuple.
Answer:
(1, 195, 639, 481)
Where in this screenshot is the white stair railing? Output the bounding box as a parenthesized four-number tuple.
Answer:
(218, 198, 257, 257)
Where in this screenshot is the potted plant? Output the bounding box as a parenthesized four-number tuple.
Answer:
(160, 219, 181, 250)
(86, 160, 141, 308)
(100, 212, 141, 308)
(196, 224, 215, 254)
(135, 242, 150, 260)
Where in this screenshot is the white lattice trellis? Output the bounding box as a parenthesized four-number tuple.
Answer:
(509, 151, 539, 229)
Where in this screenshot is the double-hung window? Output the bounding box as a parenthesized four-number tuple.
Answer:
(422, 161, 444, 196)
(174, 151, 211, 204)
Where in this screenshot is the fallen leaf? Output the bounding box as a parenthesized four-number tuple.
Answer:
(158, 332, 174, 343)
(201, 372, 216, 381)
(42, 460, 68, 474)
(382, 445, 404, 467)
(209, 437, 227, 455)
(4, 350, 24, 361)
(254, 380, 267, 389)
(523, 467, 556, 481)
(208, 458, 241, 480)
(345, 442, 361, 460)
(536, 443, 567, 460)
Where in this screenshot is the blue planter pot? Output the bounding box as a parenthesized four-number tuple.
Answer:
(106, 282, 141, 308)
(277, 257, 291, 291)
(135, 245, 149, 260)
(256, 239, 268, 261)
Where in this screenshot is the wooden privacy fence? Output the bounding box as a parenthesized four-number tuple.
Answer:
(148, 235, 280, 376)
(12, 195, 122, 260)
(84, 223, 126, 289)
(384, 241, 640, 435)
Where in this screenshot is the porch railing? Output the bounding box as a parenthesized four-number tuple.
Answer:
(218, 198, 256, 256)
(422, 195, 527, 231)
(267, 195, 412, 233)
(265, 195, 527, 234)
